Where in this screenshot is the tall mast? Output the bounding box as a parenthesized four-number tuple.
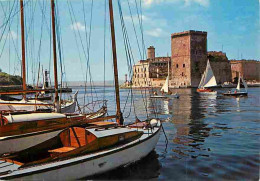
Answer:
(20, 0, 26, 99)
(109, 0, 123, 125)
(51, 0, 59, 112)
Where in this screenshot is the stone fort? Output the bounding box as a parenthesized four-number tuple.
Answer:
(132, 30, 258, 88)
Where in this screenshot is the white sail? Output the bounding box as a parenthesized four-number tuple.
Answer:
(236, 73, 240, 91)
(161, 76, 169, 93)
(198, 72, 205, 89)
(201, 60, 217, 88)
(241, 76, 248, 93)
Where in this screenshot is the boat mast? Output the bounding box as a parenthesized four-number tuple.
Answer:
(51, 0, 60, 112)
(109, 0, 123, 125)
(20, 0, 26, 99)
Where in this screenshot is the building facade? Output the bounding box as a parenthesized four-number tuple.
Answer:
(132, 46, 171, 87)
(171, 30, 208, 88)
(230, 60, 260, 81)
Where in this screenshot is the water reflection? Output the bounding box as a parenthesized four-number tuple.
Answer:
(69, 87, 259, 180)
(85, 151, 161, 180)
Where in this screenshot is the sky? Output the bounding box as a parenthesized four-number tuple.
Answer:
(0, 0, 259, 84)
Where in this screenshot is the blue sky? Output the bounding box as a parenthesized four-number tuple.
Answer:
(0, 0, 259, 84)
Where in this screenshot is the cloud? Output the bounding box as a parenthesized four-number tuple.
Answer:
(7, 31, 17, 39)
(142, 0, 210, 8)
(70, 22, 86, 32)
(145, 28, 166, 37)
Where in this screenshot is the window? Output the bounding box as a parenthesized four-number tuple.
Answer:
(138, 68, 139, 72)
(183, 64, 185, 68)
(182, 72, 184, 76)
(176, 64, 179, 68)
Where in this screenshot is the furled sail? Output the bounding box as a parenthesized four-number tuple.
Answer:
(202, 60, 217, 88)
(161, 76, 169, 93)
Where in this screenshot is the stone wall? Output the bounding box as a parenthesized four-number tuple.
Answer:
(230, 60, 260, 81)
(208, 51, 232, 84)
(171, 30, 207, 88)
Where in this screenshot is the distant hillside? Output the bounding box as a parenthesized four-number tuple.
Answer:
(0, 71, 22, 86)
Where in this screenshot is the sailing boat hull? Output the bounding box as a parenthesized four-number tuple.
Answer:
(222, 92, 248, 97)
(0, 122, 161, 180)
(196, 89, 217, 94)
(0, 129, 62, 156)
(0, 107, 107, 156)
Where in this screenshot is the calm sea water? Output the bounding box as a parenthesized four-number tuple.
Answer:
(70, 86, 260, 180)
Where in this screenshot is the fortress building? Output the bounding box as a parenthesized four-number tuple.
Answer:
(171, 30, 208, 88)
(132, 30, 257, 88)
(230, 60, 260, 81)
(208, 51, 232, 84)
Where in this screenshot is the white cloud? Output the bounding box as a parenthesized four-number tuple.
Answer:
(145, 28, 166, 37)
(70, 22, 86, 32)
(7, 31, 17, 39)
(142, 0, 210, 8)
(124, 15, 149, 23)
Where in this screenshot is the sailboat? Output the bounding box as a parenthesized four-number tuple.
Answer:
(0, 0, 107, 156)
(151, 61, 179, 98)
(223, 73, 248, 96)
(0, 0, 162, 179)
(197, 59, 217, 94)
(0, 0, 76, 114)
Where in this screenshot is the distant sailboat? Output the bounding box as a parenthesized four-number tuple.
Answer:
(151, 61, 179, 98)
(197, 59, 217, 94)
(161, 76, 169, 93)
(223, 73, 248, 97)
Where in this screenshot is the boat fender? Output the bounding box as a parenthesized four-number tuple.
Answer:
(150, 119, 158, 128)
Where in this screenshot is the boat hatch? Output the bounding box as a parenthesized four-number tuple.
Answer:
(49, 127, 93, 157)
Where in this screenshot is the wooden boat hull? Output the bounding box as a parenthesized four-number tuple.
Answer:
(0, 122, 161, 180)
(222, 92, 248, 97)
(197, 89, 217, 94)
(0, 107, 107, 156)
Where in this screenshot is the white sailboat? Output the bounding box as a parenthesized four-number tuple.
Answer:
(223, 73, 248, 96)
(151, 61, 179, 98)
(197, 59, 217, 94)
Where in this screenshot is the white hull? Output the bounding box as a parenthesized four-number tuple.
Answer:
(150, 95, 167, 98)
(0, 106, 106, 156)
(0, 129, 62, 155)
(60, 101, 76, 113)
(0, 124, 161, 180)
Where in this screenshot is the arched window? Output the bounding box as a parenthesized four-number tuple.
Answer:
(176, 64, 179, 68)
(183, 64, 185, 68)
(182, 72, 184, 76)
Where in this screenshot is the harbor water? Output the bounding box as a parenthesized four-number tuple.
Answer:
(72, 86, 259, 180)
